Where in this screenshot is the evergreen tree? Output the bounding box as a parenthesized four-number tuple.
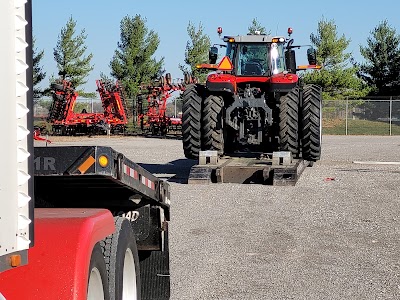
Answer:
(248, 18, 269, 35)
(32, 37, 46, 100)
(303, 17, 370, 99)
(110, 14, 164, 101)
(179, 21, 211, 83)
(358, 20, 400, 95)
(53, 16, 94, 97)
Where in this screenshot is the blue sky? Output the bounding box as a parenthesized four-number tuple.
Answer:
(33, 0, 400, 94)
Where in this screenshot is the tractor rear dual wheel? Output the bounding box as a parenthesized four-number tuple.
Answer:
(202, 95, 224, 155)
(279, 87, 300, 156)
(182, 84, 203, 159)
(301, 84, 322, 161)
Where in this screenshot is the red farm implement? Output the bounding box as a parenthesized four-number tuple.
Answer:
(137, 73, 184, 135)
(96, 79, 129, 133)
(47, 80, 128, 135)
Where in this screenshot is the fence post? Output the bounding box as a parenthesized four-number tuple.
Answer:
(345, 98, 348, 135)
(389, 97, 392, 136)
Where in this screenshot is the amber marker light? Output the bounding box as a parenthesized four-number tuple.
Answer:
(98, 155, 109, 168)
(10, 255, 21, 267)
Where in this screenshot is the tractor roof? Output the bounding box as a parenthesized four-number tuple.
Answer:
(224, 34, 285, 43)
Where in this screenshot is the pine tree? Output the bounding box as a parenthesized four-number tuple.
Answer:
(32, 37, 46, 100)
(179, 21, 211, 83)
(110, 14, 164, 101)
(53, 16, 94, 97)
(303, 18, 370, 99)
(358, 20, 400, 95)
(247, 18, 269, 35)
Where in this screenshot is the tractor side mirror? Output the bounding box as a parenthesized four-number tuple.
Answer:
(307, 47, 317, 65)
(209, 46, 218, 64)
(285, 50, 297, 74)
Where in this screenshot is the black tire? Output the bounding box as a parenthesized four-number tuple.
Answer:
(165, 73, 172, 85)
(101, 217, 141, 300)
(301, 84, 322, 161)
(182, 84, 203, 159)
(202, 95, 224, 155)
(279, 87, 300, 155)
(87, 243, 110, 300)
(160, 125, 168, 136)
(51, 83, 64, 91)
(150, 123, 157, 136)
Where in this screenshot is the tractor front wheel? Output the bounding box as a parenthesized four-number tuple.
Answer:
(202, 95, 224, 155)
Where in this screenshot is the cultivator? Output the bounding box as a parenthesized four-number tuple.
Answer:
(96, 79, 129, 133)
(47, 79, 128, 135)
(137, 73, 185, 135)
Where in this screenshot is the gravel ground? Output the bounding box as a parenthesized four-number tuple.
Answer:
(36, 135, 400, 300)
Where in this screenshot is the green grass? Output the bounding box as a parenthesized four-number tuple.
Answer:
(323, 119, 400, 135)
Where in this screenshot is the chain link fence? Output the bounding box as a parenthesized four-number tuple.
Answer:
(35, 97, 400, 136)
(323, 98, 400, 135)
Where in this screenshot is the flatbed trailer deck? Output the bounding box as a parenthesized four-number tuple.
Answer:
(34, 146, 170, 215)
(188, 151, 310, 186)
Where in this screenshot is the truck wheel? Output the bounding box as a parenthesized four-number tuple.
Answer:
(101, 217, 141, 300)
(182, 84, 203, 159)
(202, 95, 224, 155)
(279, 87, 300, 155)
(87, 243, 110, 300)
(301, 84, 322, 161)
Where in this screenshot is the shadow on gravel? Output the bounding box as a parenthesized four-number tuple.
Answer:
(127, 133, 182, 140)
(139, 159, 197, 184)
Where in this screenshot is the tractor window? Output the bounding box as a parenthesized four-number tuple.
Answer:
(270, 43, 286, 74)
(236, 43, 269, 76)
(226, 43, 236, 66)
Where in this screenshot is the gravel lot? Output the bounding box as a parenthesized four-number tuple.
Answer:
(37, 135, 400, 300)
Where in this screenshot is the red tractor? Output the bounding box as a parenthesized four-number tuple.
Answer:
(182, 27, 322, 162)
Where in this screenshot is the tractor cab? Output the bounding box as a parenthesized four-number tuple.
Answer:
(208, 28, 319, 76)
(209, 34, 287, 77)
(225, 36, 286, 76)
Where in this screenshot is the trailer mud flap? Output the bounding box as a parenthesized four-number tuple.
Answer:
(139, 232, 170, 300)
(131, 205, 165, 251)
